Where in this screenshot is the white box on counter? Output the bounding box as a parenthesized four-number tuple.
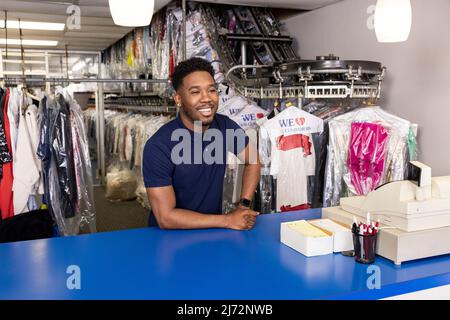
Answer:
(309, 219, 353, 253)
(280, 220, 333, 257)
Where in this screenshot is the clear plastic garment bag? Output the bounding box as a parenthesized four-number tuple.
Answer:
(323, 106, 418, 207)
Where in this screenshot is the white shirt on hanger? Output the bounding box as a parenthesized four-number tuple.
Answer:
(262, 107, 323, 211)
(13, 104, 41, 215)
(24, 104, 43, 195)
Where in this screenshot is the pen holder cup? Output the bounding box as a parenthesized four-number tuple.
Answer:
(352, 231, 377, 264)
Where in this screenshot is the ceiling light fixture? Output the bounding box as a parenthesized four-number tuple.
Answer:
(0, 20, 65, 31)
(0, 39, 59, 46)
(108, 0, 154, 27)
(374, 0, 412, 43)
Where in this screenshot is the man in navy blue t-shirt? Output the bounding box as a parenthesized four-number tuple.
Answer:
(143, 58, 261, 230)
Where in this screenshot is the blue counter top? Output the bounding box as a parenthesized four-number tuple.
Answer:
(1, 208, 449, 300)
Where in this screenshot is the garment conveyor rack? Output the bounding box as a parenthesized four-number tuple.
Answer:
(226, 54, 386, 100)
(240, 83, 382, 99)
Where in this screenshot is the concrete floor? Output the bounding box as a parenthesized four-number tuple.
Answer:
(93, 186, 149, 232)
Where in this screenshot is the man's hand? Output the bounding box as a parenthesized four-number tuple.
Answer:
(225, 208, 259, 230)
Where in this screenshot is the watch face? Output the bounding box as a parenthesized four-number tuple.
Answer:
(240, 199, 251, 207)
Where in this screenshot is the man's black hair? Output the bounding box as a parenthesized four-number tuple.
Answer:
(171, 57, 215, 91)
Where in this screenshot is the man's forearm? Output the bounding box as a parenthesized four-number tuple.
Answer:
(158, 208, 229, 229)
(240, 162, 261, 202)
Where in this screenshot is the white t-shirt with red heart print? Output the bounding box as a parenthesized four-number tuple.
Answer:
(261, 107, 323, 211)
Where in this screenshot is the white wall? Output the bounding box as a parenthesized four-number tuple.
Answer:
(283, 0, 450, 176)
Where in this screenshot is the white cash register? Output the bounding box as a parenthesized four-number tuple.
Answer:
(323, 161, 450, 265)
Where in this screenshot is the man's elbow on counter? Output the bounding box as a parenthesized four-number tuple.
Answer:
(154, 213, 175, 230)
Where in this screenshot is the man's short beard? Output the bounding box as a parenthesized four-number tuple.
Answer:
(199, 118, 214, 126)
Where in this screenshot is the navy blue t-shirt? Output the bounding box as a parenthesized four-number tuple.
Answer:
(143, 114, 248, 215)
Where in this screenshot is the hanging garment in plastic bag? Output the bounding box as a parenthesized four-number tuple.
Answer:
(52, 94, 78, 219)
(222, 152, 244, 214)
(260, 106, 324, 212)
(38, 93, 91, 236)
(229, 104, 268, 131)
(221, 126, 259, 214)
(257, 115, 274, 213)
(68, 95, 97, 233)
(307, 103, 352, 208)
(218, 95, 251, 118)
(323, 106, 414, 207)
(38, 96, 72, 235)
(220, 99, 267, 214)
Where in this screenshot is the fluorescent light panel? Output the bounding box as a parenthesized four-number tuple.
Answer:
(0, 20, 65, 31)
(0, 39, 58, 46)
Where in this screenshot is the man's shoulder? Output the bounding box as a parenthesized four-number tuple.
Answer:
(215, 113, 234, 123)
(148, 118, 179, 142)
(214, 113, 242, 130)
(144, 118, 180, 152)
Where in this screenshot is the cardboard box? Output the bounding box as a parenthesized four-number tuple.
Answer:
(280, 220, 333, 257)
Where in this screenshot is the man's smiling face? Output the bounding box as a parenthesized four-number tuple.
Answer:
(175, 71, 219, 128)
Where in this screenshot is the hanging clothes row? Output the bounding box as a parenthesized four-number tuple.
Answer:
(84, 107, 173, 208)
(217, 91, 418, 214)
(103, 109, 173, 170)
(0, 87, 43, 219)
(38, 88, 97, 235)
(0, 86, 96, 236)
(101, 3, 227, 96)
(218, 94, 268, 213)
(185, 10, 224, 83)
(302, 100, 357, 208)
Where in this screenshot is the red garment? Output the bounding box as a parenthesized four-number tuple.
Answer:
(347, 122, 389, 195)
(132, 38, 137, 59)
(0, 89, 14, 219)
(276, 134, 312, 155)
(280, 203, 311, 212)
(169, 49, 175, 78)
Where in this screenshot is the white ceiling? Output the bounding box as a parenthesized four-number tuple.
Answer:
(0, 0, 341, 52)
(0, 0, 172, 52)
(202, 0, 342, 10)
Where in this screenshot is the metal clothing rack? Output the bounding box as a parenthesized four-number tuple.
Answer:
(0, 77, 169, 83)
(104, 104, 177, 114)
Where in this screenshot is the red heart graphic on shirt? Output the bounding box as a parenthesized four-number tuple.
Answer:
(256, 113, 265, 119)
(295, 117, 306, 126)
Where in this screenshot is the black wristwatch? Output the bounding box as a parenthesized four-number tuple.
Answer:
(239, 198, 252, 208)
